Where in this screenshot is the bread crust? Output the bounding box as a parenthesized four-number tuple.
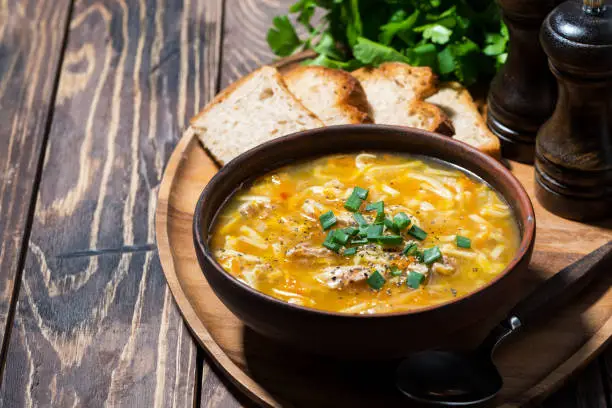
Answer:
(191, 66, 321, 128)
(190, 66, 324, 164)
(352, 64, 452, 134)
(427, 82, 501, 158)
(284, 65, 372, 125)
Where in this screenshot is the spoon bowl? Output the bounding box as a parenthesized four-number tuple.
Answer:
(396, 351, 502, 406)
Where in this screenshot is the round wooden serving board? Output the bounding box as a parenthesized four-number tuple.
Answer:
(156, 60, 612, 407)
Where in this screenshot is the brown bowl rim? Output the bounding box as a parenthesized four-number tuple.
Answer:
(193, 124, 536, 319)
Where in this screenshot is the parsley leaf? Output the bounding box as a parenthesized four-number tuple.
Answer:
(353, 36, 411, 66)
(313, 32, 345, 60)
(303, 54, 362, 70)
(290, 0, 317, 31)
(421, 24, 452, 44)
(267, 16, 302, 57)
(379, 10, 420, 45)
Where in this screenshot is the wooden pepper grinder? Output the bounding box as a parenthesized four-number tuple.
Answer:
(487, 0, 560, 163)
(535, 0, 612, 221)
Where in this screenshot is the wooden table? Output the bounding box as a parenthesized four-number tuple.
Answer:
(0, 0, 609, 406)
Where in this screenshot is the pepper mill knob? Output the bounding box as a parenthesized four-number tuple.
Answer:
(487, 0, 560, 163)
(535, 0, 612, 221)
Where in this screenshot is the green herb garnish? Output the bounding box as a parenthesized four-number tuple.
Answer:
(351, 237, 369, 245)
(333, 229, 351, 246)
(393, 212, 410, 230)
(407, 271, 425, 289)
(323, 231, 342, 253)
(423, 246, 442, 265)
(366, 224, 384, 241)
(408, 224, 428, 241)
(319, 210, 337, 230)
(366, 201, 385, 224)
(367, 270, 386, 290)
(344, 193, 363, 213)
(353, 186, 369, 200)
(344, 247, 358, 256)
(344, 227, 359, 236)
(402, 242, 418, 256)
(384, 217, 399, 233)
(366, 201, 384, 212)
(456, 235, 471, 249)
(351, 238, 369, 246)
(353, 212, 368, 227)
(378, 235, 403, 246)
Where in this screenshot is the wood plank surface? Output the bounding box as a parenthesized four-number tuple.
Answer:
(0, 0, 223, 406)
(0, 0, 72, 360)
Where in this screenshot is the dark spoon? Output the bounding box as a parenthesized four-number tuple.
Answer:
(396, 240, 612, 407)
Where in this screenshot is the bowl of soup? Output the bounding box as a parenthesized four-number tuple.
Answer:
(193, 125, 535, 358)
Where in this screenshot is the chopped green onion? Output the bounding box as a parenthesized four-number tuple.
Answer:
(408, 224, 427, 240)
(353, 186, 369, 200)
(319, 211, 337, 230)
(366, 201, 385, 224)
(333, 229, 350, 245)
(423, 246, 442, 265)
(344, 194, 363, 212)
(402, 242, 419, 256)
(378, 235, 403, 246)
(351, 238, 369, 245)
(407, 271, 425, 289)
(366, 201, 384, 212)
(456, 235, 471, 249)
(323, 231, 341, 253)
(358, 226, 369, 237)
(393, 212, 411, 230)
(343, 247, 357, 256)
(344, 227, 359, 236)
(390, 266, 402, 277)
(367, 270, 386, 290)
(353, 213, 368, 227)
(366, 224, 384, 241)
(415, 250, 425, 263)
(384, 217, 399, 233)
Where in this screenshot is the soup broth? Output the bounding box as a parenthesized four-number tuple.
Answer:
(210, 153, 520, 314)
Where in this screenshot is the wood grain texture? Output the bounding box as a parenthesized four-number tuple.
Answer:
(220, 0, 298, 88)
(0, 0, 223, 406)
(0, 0, 72, 357)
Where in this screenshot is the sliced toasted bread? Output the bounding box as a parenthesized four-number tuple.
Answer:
(191, 66, 324, 164)
(352, 63, 452, 134)
(283, 66, 371, 125)
(426, 82, 501, 157)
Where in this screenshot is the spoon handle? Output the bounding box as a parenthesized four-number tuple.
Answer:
(507, 240, 612, 329)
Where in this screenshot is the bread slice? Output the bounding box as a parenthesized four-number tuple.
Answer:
(191, 66, 324, 164)
(426, 82, 501, 157)
(352, 63, 452, 134)
(283, 66, 371, 125)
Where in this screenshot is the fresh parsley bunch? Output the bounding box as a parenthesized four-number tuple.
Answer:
(267, 0, 508, 86)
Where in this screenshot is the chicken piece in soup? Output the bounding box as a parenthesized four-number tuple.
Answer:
(210, 153, 520, 314)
